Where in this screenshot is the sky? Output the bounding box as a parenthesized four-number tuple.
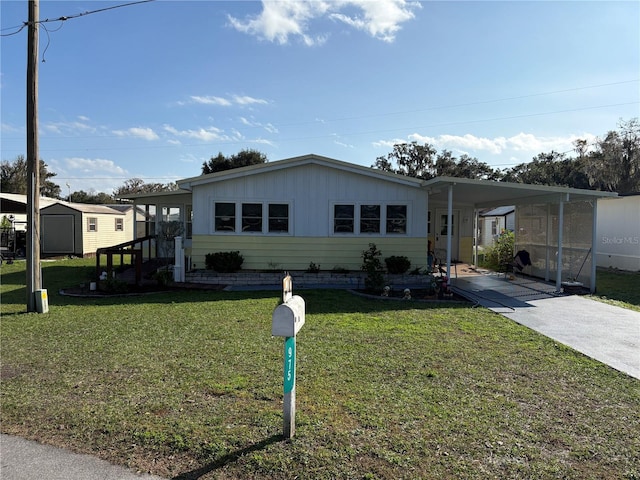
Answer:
(1, 0, 639, 196)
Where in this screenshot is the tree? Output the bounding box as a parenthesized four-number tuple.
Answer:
(1, 155, 61, 197)
(373, 142, 500, 180)
(70, 190, 115, 204)
(373, 142, 438, 179)
(581, 118, 640, 193)
(202, 149, 268, 174)
(113, 178, 177, 197)
(500, 151, 590, 188)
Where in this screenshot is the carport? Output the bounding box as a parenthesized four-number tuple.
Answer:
(422, 177, 618, 293)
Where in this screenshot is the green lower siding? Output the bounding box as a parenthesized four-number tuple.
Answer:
(190, 235, 430, 271)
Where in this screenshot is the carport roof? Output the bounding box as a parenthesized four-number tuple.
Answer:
(423, 177, 618, 208)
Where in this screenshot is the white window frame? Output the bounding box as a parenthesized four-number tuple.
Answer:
(87, 217, 97, 232)
(115, 218, 124, 232)
(212, 201, 293, 235)
(329, 202, 410, 236)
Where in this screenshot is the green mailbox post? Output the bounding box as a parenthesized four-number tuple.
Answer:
(272, 275, 305, 439)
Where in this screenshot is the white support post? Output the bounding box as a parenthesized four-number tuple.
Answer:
(555, 196, 565, 292)
(446, 184, 453, 282)
(473, 208, 479, 268)
(174, 236, 184, 283)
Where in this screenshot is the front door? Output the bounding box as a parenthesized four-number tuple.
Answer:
(435, 209, 459, 261)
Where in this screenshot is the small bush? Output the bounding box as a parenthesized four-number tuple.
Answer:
(154, 268, 173, 286)
(385, 255, 411, 274)
(332, 266, 350, 274)
(205, 251, 244, 273)
(361, 243, 385, 293)
(481, 230, 514, 271)
(306, 262, 321, 273)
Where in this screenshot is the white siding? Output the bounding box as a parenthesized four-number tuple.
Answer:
(192, 163, 427, 238)
(596, 196, 640, 271)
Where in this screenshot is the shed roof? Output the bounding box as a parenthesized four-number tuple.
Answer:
(480, 206, 515, 217)
(41, 202, 125, 215)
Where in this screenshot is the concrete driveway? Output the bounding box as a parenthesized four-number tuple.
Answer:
(453, 275, 640, 379)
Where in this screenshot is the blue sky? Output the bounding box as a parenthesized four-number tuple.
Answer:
(1, 0, 638, 196)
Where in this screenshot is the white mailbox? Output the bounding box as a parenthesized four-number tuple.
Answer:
(272, 295, 306, 337)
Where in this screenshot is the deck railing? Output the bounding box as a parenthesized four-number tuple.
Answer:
(96, 235, 156, 284)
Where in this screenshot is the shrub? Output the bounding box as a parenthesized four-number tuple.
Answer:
(205, 251, 244, 273)
(481, 230, 515, 270)
(361, 243, 385, 293)
(306, 262, 321, 273)
(154, 268, 173, 286)
(385, 255, 411, 274)
(332, 266, 349, 274)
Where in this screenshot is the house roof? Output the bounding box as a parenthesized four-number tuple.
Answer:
(423, 177, 617, 208)
(1, 193, 59, 213)
(480, 206, 515, 217)
(115, 154, 619, 207)
(41, 202, 125, 215)
(177, 154, 425, 190)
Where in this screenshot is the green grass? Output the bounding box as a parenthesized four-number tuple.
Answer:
(591, 268, 640, 311)
(1, 259, 639, 479)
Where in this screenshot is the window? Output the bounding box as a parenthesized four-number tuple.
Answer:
(242, 203, 262, 232)
(186, 205, 193, 239)
(87, 217, 97, 232)
(360, 205, 380, 233)
(215, 203, 235, 232)
(268, 204, 289, 233)
(386, 205, 407, 234)
(115, 218, 124, 231)
(334, 204, 354, 233)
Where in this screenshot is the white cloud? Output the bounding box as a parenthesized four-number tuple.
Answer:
(181, 94, 269, 107)
(112, 127, 159, 141)
(239, 116, 279, 133)
(405, 132, 598, 157)
(163, 124, 238, 142)
(64, 157, 128, 175)
(228, 0, 419, 45)
(233, 95, 269, 106)
(44, 119, 96, 135)
(190, 95, 233, 106)
(330, 0, 420, 42)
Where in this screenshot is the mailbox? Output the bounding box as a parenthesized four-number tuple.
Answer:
(272, 295, 306, 337)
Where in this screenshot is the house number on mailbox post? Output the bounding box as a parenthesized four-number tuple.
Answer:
(271, 274, 305, 439)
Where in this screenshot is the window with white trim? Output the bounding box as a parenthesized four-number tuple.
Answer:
(268, 204, 289, 233)
(186, 205, 193, 239)
(334, 204, 354, 233)
(115, 218, 124, 231)
(386, 205, 407, 234)
(360, 204, 380, 233)
(214, 202, 290, 234)
(242, 203, 262, 232)
(87, 217, 97, 232)
(215, 203, 236, 232)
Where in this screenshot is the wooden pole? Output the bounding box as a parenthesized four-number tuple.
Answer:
(26, 0, 41, 312)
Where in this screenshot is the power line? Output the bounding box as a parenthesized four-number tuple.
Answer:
(1, 0, 155, 37)
(34, 0, 156, 24)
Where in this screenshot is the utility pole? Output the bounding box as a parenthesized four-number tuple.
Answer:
(26, 0, 41, 312)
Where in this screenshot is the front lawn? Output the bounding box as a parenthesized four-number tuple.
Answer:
(1, 259, 638, 479)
